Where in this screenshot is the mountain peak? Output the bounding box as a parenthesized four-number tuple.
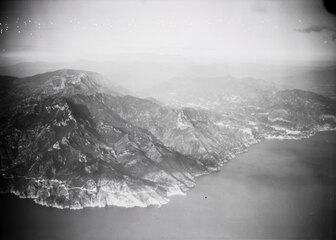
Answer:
(10, 69, 120, 98)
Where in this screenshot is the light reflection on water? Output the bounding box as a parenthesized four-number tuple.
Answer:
(1, 131, 335, 240)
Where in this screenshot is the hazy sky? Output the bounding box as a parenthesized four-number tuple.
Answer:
(0, 0, 335, 65)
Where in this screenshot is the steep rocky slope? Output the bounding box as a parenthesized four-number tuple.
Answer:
(0, 70, 335, 209)
(0, 70, 206, 209)
(107, 80, 336, 165)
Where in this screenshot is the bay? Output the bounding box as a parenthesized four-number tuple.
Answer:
(1, 131, 335, 240)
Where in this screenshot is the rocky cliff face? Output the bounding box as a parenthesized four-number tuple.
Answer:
(0, 69, 335, 209)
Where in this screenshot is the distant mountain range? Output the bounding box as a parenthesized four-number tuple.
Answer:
(0, 69, 335, 209)
(0, 59, 335, 99)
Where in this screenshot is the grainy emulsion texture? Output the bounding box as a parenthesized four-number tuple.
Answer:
(0, 0, 335, 239)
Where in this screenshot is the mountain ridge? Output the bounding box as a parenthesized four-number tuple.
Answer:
(0, 69, 335, 209)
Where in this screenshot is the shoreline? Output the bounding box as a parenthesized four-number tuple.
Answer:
(1, 130, 335, 239)
(2, 128, 335, 210)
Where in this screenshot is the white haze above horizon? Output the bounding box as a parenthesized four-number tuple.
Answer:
(0, 0, 335, 66)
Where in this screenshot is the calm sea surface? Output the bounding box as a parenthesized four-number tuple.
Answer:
(1, 131, 335, 240)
